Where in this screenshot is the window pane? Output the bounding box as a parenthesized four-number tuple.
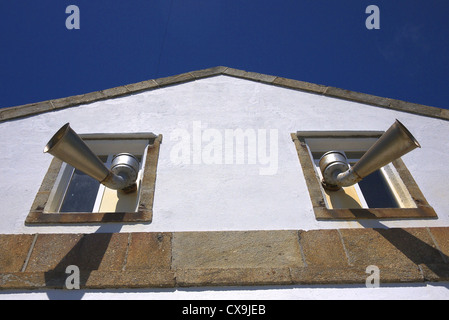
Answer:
(357, 169, 400, 208)
(60, 169, 101, 213)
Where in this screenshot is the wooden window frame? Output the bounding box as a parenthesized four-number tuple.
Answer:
(291, 132, 437, 220)
(26, 133, 162, 224)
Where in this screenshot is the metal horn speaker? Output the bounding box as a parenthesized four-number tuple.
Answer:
(319, 120, 421, 190)
(44, 123, 139, 193)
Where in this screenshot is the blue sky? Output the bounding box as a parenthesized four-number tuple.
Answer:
(1, 1, 448, 109)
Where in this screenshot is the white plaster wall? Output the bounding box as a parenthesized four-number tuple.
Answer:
(0, 75, 448, 234)
(1, 282, 449, 300)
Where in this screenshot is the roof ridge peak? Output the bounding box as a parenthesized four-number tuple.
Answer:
(1, 66, 447, 122)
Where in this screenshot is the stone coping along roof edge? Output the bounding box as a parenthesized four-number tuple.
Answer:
(1, 66, 448, 122)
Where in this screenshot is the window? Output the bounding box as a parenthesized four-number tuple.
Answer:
(292, 131, 437, 220)
(26, 132, 162, 224)
(357, 168, 399, 208)
(311, 151, 414, 210)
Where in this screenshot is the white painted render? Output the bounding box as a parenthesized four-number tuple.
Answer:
(1, 75, 448, 235)
(2, 282, 449, 300)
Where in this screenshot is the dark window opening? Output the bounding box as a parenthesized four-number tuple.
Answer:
(59, 155, 107, 213)
(357, 169, 400, 208)
(60, 169, 101, 213)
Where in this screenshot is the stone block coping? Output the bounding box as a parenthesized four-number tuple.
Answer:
(0, 227, 448, 290)
(1, 66, 448, 122)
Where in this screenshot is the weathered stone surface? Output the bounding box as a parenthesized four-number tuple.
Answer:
(125, 79, 159, 92)
(273, 77, 327, 94)
(388, 99, 442, 119)
(176, 267, 292, 287)
(290, 266, 367, 285)
(25, 233, 129, 272)
(190, 66, 228, 79)
(429, 227, 449, 263)
(324, 87, 390, 107)
(28, 191, 50, 213)
(0, 272, 46, 290)
(440, 108, 449, 120)
(0, 270, 176, 290)
(419, 264, 449, 282)
(339, 228, 445, 268)
(0, 227, 448, 290)
(299, 230, 348, 267)
(0, 101, 53, 120)
(35, 158, 63, 193)
(222, 68, 248, 79)
(223, 68, 277, 83)
(84, 270, 176, 289)
(125, 232, 172, 270)
(51, 91, 106, 109)
(0, 235, 34, 272)
(291, 264, 423, 285)
(101, 85, 130, 97)
(154, 72, 194, 87)
(172, 230, 304, 269)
